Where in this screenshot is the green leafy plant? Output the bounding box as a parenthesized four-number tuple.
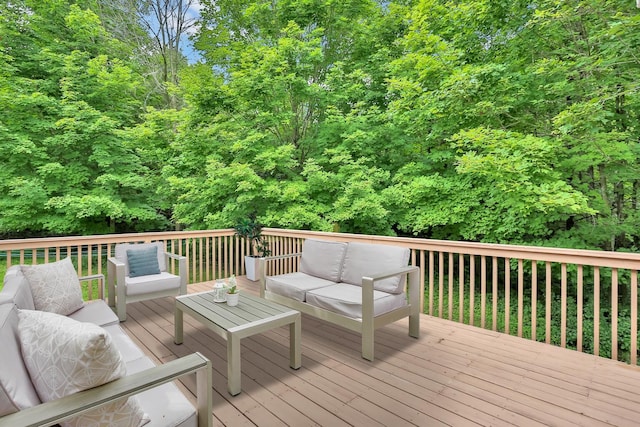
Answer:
(233, 215, 272, 257)
(226, 284, 238, 294)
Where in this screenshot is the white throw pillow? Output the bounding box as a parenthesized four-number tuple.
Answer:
(18, 310, 149, 427)
(21, 258, 84, 315)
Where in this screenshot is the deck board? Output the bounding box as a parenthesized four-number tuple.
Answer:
(120, 277, 640, 426)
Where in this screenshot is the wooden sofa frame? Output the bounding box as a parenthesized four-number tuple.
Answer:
(258, 253, 421, 361)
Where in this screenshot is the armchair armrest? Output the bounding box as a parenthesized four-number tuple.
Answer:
(106, 257, 125, 309)
(0, 352, 213, 427)
(165, 252, 188, 294)
(79, 274, 105, 301)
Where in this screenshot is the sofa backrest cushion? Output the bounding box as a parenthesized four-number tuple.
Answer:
(340, 242, 410, 293)
(115, 242, 166, 276)
(21, 257, 84, 315)
(300, 239, 348, 283)
(0, 266, 35, 310)
(0, 304, 41, 417)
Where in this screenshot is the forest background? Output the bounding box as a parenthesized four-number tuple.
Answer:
(2, 0, 640, 360)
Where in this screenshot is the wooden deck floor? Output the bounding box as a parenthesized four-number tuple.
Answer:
(120, 277, 640, 427)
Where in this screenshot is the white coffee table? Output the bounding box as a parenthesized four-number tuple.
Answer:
(174, 290, 301, 395)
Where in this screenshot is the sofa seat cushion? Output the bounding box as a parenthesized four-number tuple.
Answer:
(266, 272, 336, 302)
(126, 357, 197, 427)
(0, 304, 41, 417)
(0, 266, 35, 310)
(300, 239, 348, 282)
(306, 283, 407, 319)
(103, 324, 146, 363)
(67, 300, 119, 327)
(125, 272, 181, 297)
(340, 242, 410, 294)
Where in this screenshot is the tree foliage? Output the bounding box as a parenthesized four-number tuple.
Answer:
(1, 0, 640, 253)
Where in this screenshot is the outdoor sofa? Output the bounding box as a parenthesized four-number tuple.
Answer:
(259, 238, 421, 361)
(0, 260, 212, 427)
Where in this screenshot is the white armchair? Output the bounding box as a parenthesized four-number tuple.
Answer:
(107, 241, 187, 322)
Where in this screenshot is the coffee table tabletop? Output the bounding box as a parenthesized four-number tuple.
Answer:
(174, 290, 301, 395)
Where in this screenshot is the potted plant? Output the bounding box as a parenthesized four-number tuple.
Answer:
(233, 215, 271, 281)
(226, 276, 239, 306)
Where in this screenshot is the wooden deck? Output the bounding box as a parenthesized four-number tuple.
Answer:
(120, 277, 640, 427)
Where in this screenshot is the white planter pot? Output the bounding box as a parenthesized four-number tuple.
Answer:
(244, 256, 261, 281)
(226, 293, 239, 307)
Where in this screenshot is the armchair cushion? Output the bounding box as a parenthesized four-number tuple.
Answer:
(0, 266, 35, 310)
(306, 283, 407, 319)
(20, 258, 84, 315)
(340, 242, 410, 294)
(300, 239, 348, 282)
(17, 310, 148, 427)
(125, 272, 181, 296)
(127, 246, 160, 278)
(115, 242, 167, 276)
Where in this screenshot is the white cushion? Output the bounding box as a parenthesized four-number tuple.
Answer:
(340, 242, 410, 294)
(300, 239, 348, 282)
(266, 272, 336, 302)
(21, 258, 84, 315)
(0, 266, 35, 310)
(17, 310, 149, 427)
(67, 300, 120, 327)
(306, 283, 407, 319)
(103, 324, 147, 363)
(126, 357, 197, 427)
(0, 304, 41, 417)
(115, 242, 167, 276)
(125, 272, 181, 296)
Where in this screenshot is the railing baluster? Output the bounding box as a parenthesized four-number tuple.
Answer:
(577, 265, 583, 352)
(531, 261, 537, 341)
(518, 259, 523, 338)
(448, 253, 454, 320)
(631, 270, 638, 365)
(492, 257, 498, 331)
(481, 255, 486, 328)
(458, 253, 464, 323)
(438, 252, 444, 318)
(428, 251, 434, 316)
(612, 268, 618, 361)
(594, 266, 600, 357)
(545, 262, 552, 344)
(561, 263, 567, 348)
(469, 255, 475, 327)
(504, 258, 510, 334)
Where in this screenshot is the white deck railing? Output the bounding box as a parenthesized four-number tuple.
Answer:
(1, 228, 639, 365)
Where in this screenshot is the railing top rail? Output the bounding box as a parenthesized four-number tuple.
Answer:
(263, 228, 640, 269)
(0, 229, 236, 251)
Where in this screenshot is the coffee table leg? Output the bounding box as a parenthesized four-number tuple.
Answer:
(290, 313, 301, 369)
(174, 305, 183, 345)
(227, 331, 241, 395)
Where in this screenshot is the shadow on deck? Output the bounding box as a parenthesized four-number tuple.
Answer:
(119, 277, 640, 427)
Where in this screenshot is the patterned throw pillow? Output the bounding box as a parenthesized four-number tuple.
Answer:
(17, 310, 149, 427)
(21, 258, 84, 315)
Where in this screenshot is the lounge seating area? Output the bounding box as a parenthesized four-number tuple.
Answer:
(259, 239, 421, 361)
(0, 259, 211, 427)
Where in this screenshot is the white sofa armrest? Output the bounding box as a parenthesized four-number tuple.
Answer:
(79, 273, 105, 300)
(258, 253, 303, 297)
(0, 352, 213, 427)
